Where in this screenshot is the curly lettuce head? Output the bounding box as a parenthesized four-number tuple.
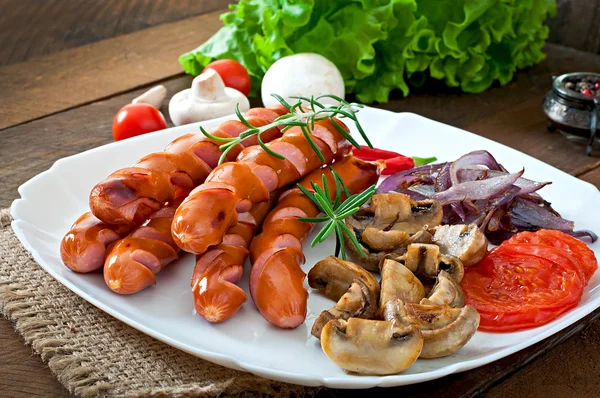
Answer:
(180, 0, 556, 102)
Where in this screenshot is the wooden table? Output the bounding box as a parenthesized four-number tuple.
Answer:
(1, 2, 600, 397)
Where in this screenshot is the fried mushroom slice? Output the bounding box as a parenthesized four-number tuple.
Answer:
(404, 303, 479, 359)
(431, 224, 488, 267)
(321, 318, 423, 375)
(379, 259, 425, 313)
(420, 270, 465, 308)
(382, 299, 479, 359)
(308, 256, 380, 302)
(402, 243, 464, 282)
(311, 279, 378, 339)
(343, 193, 441, 271)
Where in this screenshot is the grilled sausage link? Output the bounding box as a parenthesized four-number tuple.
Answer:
(89, 105, 288, 225)
(191, 194, 278, 323)
(103, 198, 186, 294)
(249, 156, 379, 329)
(60, 212, 136, 273)
(172, 118, 353, 255)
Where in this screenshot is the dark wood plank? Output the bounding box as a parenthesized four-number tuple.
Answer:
(486, 317, 600, 398)
(0, 0, 228, 66)
(548, 0, 600, 54)
(0, 8, 226, 131)
(0, 321, 70, 398)
(0, 75, 191, 208)
(579, 166, 600, 187)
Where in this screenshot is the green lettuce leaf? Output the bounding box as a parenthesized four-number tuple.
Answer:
(179, 0, 556, 102)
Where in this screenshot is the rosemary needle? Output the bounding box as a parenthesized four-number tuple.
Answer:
(298, 169, 377, 260)
(199, 94, 373, 165)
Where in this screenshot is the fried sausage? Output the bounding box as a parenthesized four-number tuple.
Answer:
(60, 212, 135, 273)
(103, 198, 185, 294)
(249, 156, 380, 328)
(172, 118, 353, 254)
(191, 194, 278, 323)
(89, 105, 288, 225)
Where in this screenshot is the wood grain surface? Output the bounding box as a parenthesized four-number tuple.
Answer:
(0, 0, 226, 66)
(580, 167, 600, 187)
(1, 1, 600, 397)
(548, 0, 600, 55)
(0, 8, 226, 130)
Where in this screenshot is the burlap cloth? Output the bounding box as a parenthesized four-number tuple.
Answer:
(0, 209, 319, 397)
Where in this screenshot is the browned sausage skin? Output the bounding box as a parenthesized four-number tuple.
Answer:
(60, 212, 135, 273)
(249, 156, 380, 329)
(172, 118, 353, 255)
(89, 105, 289, 225)
(191, 195, 278, 323)
(103, 198, 185, 294)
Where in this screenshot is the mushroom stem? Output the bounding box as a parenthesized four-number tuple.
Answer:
(190, 69, 228, 102)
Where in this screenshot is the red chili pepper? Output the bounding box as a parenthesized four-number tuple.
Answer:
(582, 88, 594, 97)
(352, 146, 402, 161)
(381, 155, 438, 175)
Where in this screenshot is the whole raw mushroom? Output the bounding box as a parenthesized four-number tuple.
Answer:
(261, 53, 345, 107)
(169, 68, 249, 126)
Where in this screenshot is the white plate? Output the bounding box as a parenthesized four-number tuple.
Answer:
(10, 107, 600, 388)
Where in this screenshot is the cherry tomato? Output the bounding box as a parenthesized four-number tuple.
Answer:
(507, 230, 598, 283)
(462, 243, 584, 332)
(112, 103, 167, 141)
(203, 59, 251, 96)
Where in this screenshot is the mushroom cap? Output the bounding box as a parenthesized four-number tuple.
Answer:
(404, 303, 480, 359)
(311, 279, 379, 339)
(431, 224, 488, 267)
(308, 256, 380, 301)
(421, 270, 465, 308)
(261, 53, 345, 108)
(379, 259, 425, 314)
(321, 318, 423, 375)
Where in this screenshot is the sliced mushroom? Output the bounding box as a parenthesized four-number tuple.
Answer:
(362, 227, 411, 251)
(430, 224, 488, 267)
(308, 256, 380, 301)
(311, 279, 379, 339)
(344, 194, 441, 270)
(379, 259, 425, 313)
(402, 243, 464, 282)
(404, 303, 479, 359)
(383, 300, 479, 359)
(320, 318, 423, 375)
(420, 270, 465, 308)
(370, 194, 443, 233)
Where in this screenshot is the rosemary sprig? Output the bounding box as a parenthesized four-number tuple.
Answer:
(199, 94, 373, 166)
(297, 170, 377, 260)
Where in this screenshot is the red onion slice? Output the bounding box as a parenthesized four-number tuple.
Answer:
(509, 196, 574, 231)
(450, 150, 502, 185)
(433, 170, 523, 205)
(376, 163, 445, 194)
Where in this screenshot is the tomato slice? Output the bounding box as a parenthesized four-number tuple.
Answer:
(507, 229, 598, 283)
(462, 243, 584, 332)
